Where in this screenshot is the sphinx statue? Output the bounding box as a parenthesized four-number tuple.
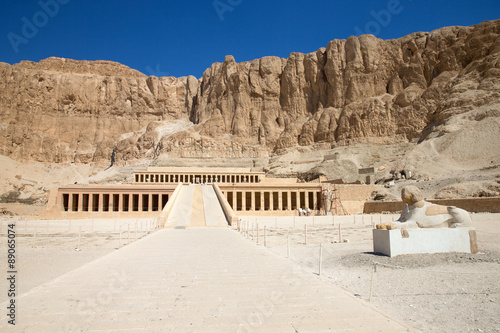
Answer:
(376, 186, 473, 230)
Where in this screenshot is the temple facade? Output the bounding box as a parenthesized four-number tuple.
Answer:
(133, 167, 265, 184)
(40, 167, 381, 222)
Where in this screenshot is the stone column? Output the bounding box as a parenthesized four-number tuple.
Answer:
(95, 193, 101, 212)
(68, 193, 74, 212)
(278, 191, 283, 211)
(251, 191, 256, 211)
(313, 191, 318, 211)
(138, 194, 143, 212)
(242, 192, 246, 212)
(77, 193, 83, 212)
(89, 193, 95, 212)
(287, 191, 292, 210)
(109, 193, 114, 212)
(296, 191, 300, 210)
(305, 191, 309, 210)
(148, 194, 153, 212)
(118, 193, 123, 212)
(260, 191, 265, 211)
(128, 194, 133, 212)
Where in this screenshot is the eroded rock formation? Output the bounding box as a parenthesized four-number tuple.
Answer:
(0, 19, 499, 164)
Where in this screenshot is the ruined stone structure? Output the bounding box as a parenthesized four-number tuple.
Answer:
(40, 167, 382, 224)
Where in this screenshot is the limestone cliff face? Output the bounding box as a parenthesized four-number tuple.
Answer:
(0, 20, 499, 164)
(0, 57, 198, 163)
(192, 19, 499, 152)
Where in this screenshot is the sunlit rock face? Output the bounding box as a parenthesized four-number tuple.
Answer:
(0, 20, 499, 164)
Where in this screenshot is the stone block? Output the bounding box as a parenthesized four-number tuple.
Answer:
(373, 228, 478, 257)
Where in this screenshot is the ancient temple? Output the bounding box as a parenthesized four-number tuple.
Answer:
(40, 167, 379, 226)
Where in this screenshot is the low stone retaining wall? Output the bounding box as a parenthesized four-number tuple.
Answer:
(364, 197, 500, 214)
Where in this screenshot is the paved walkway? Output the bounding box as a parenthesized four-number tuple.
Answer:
(1, 229, 417, 332)
(165, 185, 229, 228)
(202, 186, 228, 227)
(166, 185, 194, 228)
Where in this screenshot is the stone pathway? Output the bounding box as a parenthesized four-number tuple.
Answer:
(190, 186, 206, 227)
(165, 185, 229, 228)
(202, 186, 228, 227)
(165, 185, 194, 228)
(0, 229, 417, 332)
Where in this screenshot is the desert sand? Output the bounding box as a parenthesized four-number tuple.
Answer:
(238, 213, 500, 332)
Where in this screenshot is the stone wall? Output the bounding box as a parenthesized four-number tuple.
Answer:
(337, 185, 382, 201)
(364, 197, 500, 214)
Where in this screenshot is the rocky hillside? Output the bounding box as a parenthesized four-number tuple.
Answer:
(0, 20, 499, 168)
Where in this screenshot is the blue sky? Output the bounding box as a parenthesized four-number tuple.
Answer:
(1, 0, 499, 78)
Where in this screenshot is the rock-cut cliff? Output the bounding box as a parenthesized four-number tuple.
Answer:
(0, 20, 499, 164)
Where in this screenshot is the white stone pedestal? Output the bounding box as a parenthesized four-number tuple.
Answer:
(373, 228, 478, 257)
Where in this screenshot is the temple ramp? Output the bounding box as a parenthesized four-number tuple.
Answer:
(202, 185, 229, 227)
(190, 185, 207, 227)
(165, 185, 229, 228)
(165, 185, 195, 228)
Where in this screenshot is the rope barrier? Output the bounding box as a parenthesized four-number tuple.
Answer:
(372, 261, 500, 275)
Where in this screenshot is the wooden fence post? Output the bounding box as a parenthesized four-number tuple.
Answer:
(319, 243, 323, 276)
(304, 224, 308, 245)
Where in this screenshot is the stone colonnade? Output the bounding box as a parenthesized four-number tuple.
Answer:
(59, 188, 174, 213)
(221, 188, 322, 213)
(134, 172, 262, 184)
(56, 185, 324, 215)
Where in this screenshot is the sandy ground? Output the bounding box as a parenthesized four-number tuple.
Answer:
(0, 213, 498, 332)
(0, 217, 158, 304)
(238, 213, 500, 333)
